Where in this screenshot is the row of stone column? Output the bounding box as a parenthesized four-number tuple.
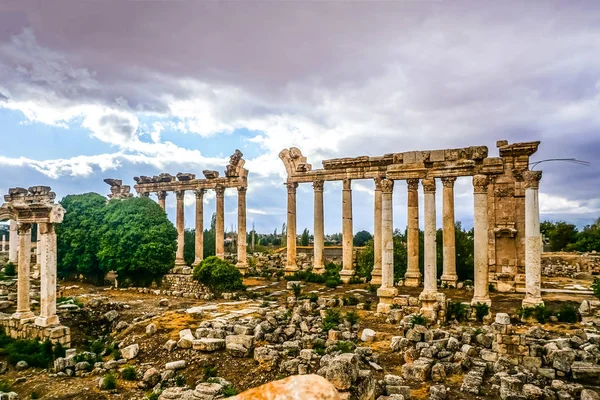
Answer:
(152, 186, 247, 271)
(10, 222, 59, 326)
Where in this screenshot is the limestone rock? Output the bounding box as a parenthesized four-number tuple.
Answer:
(429, 385, 447, 400)
(581, 389, 600, 400)
(193, 382, 223, 399)
(193, 338, 226, 352)
(360, 329, 376, 343)
(164, 339, 177, 352)
(322, 353, 359, 391)
(16, 360, 28, 371)
(254, 347, 280, 371)
(165, 360, 186, 370)
(401, 358, 432, 382)
(158, 387, 195, 400)
(146, 323, 157, 335)
(143, 367, 160, 387)
(495, 313, 511, 325)
(233, 374, 341, 400)
(121, 344, 139, 360)
(103, 310, 119, 322)
(225, 335, 254, 357)
(571, 361, 600, 384)
(522, 384, 542, 400)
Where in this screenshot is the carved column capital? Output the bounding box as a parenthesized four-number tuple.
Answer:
(215, 185, 226, 197)
(523, 170, 542, 189)
(374, 177, 383, 191)
(38, 222, 54, 235)
(157, 191, 168, 201)
(380, 179, 394, 193)
(237, 186, 247, 194)
(195, 189, 206, 198)
(312, 180, 324, 192)
(286, 182, 298, 194)
(422, 178, 436, 194)
(473, 174, 490, 193)
(175, 190, 185, 200)
(406, 178, 419, 191)
(17, 223, 32, 235)
(441, 176, 457, 188)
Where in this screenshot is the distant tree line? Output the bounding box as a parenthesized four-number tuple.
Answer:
(541, 218, 600, 252)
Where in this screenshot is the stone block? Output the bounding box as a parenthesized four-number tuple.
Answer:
(193, 338, 225, 352)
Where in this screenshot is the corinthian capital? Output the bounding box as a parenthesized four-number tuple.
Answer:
(312, 180, 324, 192)
(422, 178, 436, 194)
(406, 179, 419, 191)
(175, 190, 185, 200)
(523, 170, 542, 189)
(441, 176, 457, 188)
(17, 223, 32, 235)
(195, 189, 206, 198)
(215, 185, 226, 197)
(380, 179, 394, 193)
(473, 174, 489, 193)
(286, 182, 298, 194)
(157, 191, 168, 201)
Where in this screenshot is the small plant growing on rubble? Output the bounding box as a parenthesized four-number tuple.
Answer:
(322, 309, 342, 331)
(592, 278, 600, 300)
(260, 301, 270, 308)
(174, 374, 186, 387)
(367, 284, 378, 293)
(101, 372, 117, 390)
(556, 304, 578, 323)
(146, 392, 160, 400)
(448, 301, 469, 322)
(121, 365, 137, 381)
(348, 276, 363, 284)
(364, 299, 372, 311)
(313, 341, 326, 355)
(30, 392, 40, 399)
(345, 311, 360, 326)
(290, 283, 302, 298)
(409, 313, 427, 328)
(473, 302, 489, 322)
(390, 304, 401, 310)
(333, 341, 355, 353)
(0, 380, 12, 392)
(3, 262, 16, 277)
(488, 283, 496, 293)
(342, 296, 360, 306)
(202, 365, 218, 381)
(325, 278, 340, 288)
(223, 385, 237, 397)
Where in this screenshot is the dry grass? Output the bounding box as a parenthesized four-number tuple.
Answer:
(410, 384, 431, 399)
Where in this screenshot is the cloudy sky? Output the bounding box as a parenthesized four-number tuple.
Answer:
(0, 1, 599, 234)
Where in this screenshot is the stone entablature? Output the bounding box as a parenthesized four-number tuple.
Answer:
(280, 140, 543, 318)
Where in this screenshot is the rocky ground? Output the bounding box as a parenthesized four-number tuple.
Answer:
(0, 276, 599, 399)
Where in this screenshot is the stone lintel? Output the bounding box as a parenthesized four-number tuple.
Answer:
(498, 141, 540, 158)
(134, 176, 247, 195)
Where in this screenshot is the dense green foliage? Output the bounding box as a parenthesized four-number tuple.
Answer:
(353, 230, 373, 247)
(541, 218, 600, 252)
(98, 197, 177, 286)
(473, 302, 489, 322)
(193, 256, 245, 294)
(447, 301, 469, 322)
(3, 262, 15, 277)
(300, 228, 310, 246)
(0, 328, 64, 368)
(184, 213, 217, 265)
(56, 193, 107, 283)
(322, 308, 341, 331)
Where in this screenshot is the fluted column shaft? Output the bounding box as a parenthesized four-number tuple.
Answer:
(422, 179, 438, 293)
(175, 191, 186, 267)
(313, 181, 325, 273)
(441, 177, 458, 286)
(405, 179, 422, 286)
(157, 191, 167, 211)
(377, 179, 398, 313)
(522, 171, 544, 308)
(285, 182, 298, 273)
(340, 179, 354, 282)
(472, 175, 491, 306)
(237, 186, 248, 272)
(371, 178, 383, 285)
(14, 223, 34, 320)
(8, 220, 17, 263)
(215, 186, 225, 260)
(194, 189, 205, 265)
(36, 223, 59, 327)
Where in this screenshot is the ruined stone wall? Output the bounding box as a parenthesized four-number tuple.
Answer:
(159, 274, 209, 297)
(541, 252, 600, 277)
(0, 316, 70, 347)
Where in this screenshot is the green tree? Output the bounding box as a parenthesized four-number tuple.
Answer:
(300, 228, 310, 246)
(570, 218, 600, 252)
(56, 193, 107, 283)
(353, 230, 373, 247)
(454, 222, 474, 281)
(184, 229, 195, 266)
(98, 197, 177, 286)
(193, 256, 245, 294)
(203, 213, 217, 259)
(541, 221, 579, 251)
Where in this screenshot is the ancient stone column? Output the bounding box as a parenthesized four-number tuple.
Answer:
(340, 179, 354, 283)
(174, 190, 186, 267)
(237, 186, 248, 273)
(1, 235, 4, 253)
(377, 179, 397, 313)
(13, 223, 34, 320)
(8, 220, 17, 263)
(194, 189, 205, 265)
(404, 179, 422, 286)
(157, 191, 168, 211)
(215, 185, 226, 260)
(472, 174, 491, 306)
(371, 178, 383, 286)
(441, 177, 458, 287)
(522, 171, 544, 308)
(313, 180, 325, 273)
(285, 182, 298, 274)
(36, 223, 59, 327)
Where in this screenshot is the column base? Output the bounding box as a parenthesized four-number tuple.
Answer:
(339, 269, 354, 283)
(440, 274, 458, 288)
(12, 311, 35, 321)
(470, 297, 492, 307)
(236, 262, 248, 275)
(35, 315, 60, 327)
(522, 296, 544, 309)
(312, 264, 325, 275)
(376, 287, 398, 314)
(370, 275, 382, 286)
(404, 271, 422, 287)
(419, 291, 445, 321)
(284, 265, 299, 276)
(193, 258, 203, 266)
(174, 258, 187, 267)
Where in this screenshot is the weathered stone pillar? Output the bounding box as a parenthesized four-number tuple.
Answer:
(340, 179, 354, 283)
(215, 185, 225, 260)
(404, 179, 422, 286)
(371, 178, 383, 286)
(13, 223, 34, 320)
(174, 190, 186, 267)
(285, 182, 298, 274)
(194, 189, 205, 265)
(441, 177, 458, 287)
(472, 174, 491, 306)
(522, 171, 544, 308)
(377, 179, 397, 313)
(8, 220, 17, 263)
(1, 235, 4, 253)
(313, 180, 325, 273)
(157, 191, 167, 211)
(237, 186, 248, 273)
(36, 223, 59, 327)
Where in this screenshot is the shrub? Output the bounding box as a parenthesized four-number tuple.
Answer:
(488, 283, 496, 293)
(342, 296, 359, 306)
(121, 365, 137, 381)
(390, 304, 401, 309)
(3, 262, 15, 277)
(556, 304, 578, 323)
(348, 276, 363, 284)
(146, 393, 160, 400)
(174, 374, 186, 387)
(363, 299, 372, 311)
(367, 284, 378, 293)
(0, 330, 56, 368)
(473, 302, 489, 322)
(325, 278, 340, 288)
(333, 341, 355, 353)
(409, 314, 427, 328)
(260, 301, 270, 308)
(223, 385, 237, 397)
(193, 257, 245, 295)
(202, 365, 218, 381)
(290, 283, 302, 298)
(345, 311, 359, 326)
(532, 304, 552, 323)
(312, 340, 326, 355)
(322, 309, 341, 331)
(31, 392, 40, 399)
(448, 301, 469, 322)
(101, 373, 117, 390)
(0, 380, 11, 392)
(593, 278, 600, 300)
